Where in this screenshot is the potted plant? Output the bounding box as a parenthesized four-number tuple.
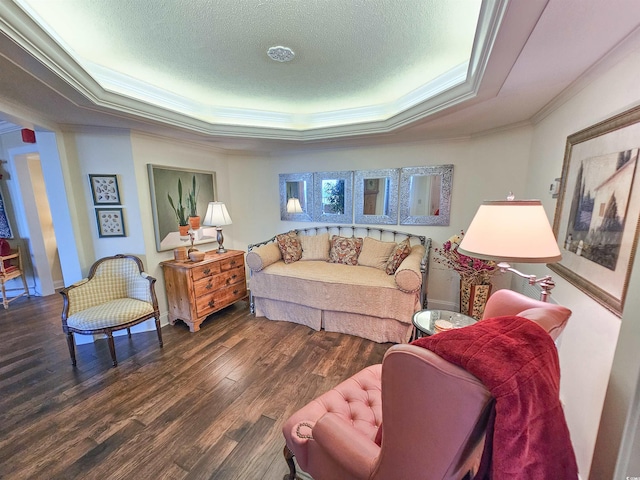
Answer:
(186, 175, 200, 229)
(168, 178, 189, 236)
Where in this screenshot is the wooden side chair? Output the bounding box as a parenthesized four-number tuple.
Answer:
(0, 239, 29, 309)
(60, 254, 163, 367)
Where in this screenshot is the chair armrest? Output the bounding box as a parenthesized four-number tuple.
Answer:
(312, 412, 380, 478)
(60, 278, 94, 318)
(129, 272, 157, 304)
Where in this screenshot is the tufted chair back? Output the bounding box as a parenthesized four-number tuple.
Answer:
(282, 344, 492, 480)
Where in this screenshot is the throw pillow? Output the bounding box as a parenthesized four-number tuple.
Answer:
(385, 238, 411, 274)
(245, 243, 282, 272)
(276, 231, 302, 264)
(358, 237, 398, 270)
(299, 233, 330, 261)
(328, 235, 363, 266)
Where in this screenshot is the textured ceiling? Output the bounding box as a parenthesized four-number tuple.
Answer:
(12, 0, 486, 133)
(1, 0, 640, 151)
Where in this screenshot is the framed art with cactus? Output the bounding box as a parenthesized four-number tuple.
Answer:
(147, 165, 217, 251)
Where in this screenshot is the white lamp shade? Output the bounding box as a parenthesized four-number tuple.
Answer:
(202, 202, 233, 227)
(286, 197, 303, 213)
(458, 200, 561, 263)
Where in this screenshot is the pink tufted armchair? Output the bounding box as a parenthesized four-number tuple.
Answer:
(281, 289, 571, 480)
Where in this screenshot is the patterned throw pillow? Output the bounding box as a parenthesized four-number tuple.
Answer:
(276, 231, 302, 264)
(328, 235, 363, 265)
(385, 238, 412, 274)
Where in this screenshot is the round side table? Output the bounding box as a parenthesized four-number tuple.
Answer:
(411, 309, 476, 340)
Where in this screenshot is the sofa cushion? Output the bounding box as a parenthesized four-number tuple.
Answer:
(358, 237, 398, 270)
(329, 235, 363, 265)
(276, 231, 303, 264)
(300, 233, 330, 261)
(246, 243, 282, 272)
(394, 244, 426, 293)
(66, 298, 155, 330)
(386, 238, 412, 274)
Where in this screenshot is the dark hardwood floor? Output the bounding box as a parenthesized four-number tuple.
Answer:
(0, 294, 391, 479)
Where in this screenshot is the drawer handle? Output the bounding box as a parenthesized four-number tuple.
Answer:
(233, 289, 239, 295)
(230, 260, 236, 266)
(208, 300, 215, 308)
(203, 268, 211, 275)
(205, 282, 213, 290)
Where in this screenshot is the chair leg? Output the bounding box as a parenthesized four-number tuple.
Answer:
(283, 445, 299, 480)
(107, 332, 118, 367)
(127, 328, 132, 338)
(155, 317, 164, 347)
(20, 272, 29, 298)
(66, 332, 77, 366)
(1, 282, 8, 309)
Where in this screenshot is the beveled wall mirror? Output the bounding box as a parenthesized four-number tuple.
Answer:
(313, 171, 353, 223)
(399, 165, 453, 226)
(280, 172, 313, 221)
(354, 168, 399, 224)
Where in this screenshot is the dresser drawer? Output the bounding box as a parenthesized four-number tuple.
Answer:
(195, 282, 247, 317)
(193, 265, 245, 296)
(191, 261, 222, 282)
(220, 255, 243, 272)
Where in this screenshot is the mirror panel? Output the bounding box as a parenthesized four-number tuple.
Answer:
(313, 171, 353, 223)
(279, 172, 313, 221)
(354, 168, 399, 224)
(399, 165, 453, 225)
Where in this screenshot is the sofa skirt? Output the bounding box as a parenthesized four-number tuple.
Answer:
(254, 296, 413, 344)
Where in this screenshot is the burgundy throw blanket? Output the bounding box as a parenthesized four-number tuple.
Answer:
(412, 315, 578, 479)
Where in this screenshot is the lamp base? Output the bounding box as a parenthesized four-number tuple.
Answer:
(216, 227, 226, 254)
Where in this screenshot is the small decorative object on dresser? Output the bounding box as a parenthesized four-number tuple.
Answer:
(161, 249, 247, 332)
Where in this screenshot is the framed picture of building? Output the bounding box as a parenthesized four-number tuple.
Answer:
(550, 105, 640, 316)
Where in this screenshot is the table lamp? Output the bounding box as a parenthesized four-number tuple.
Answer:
(286, 197, 303, 213)
(203, 202, 233, 253)
(458, 195, 562, 301)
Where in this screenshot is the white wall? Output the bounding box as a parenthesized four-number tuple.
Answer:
(130, 131, 231, 323)
(229, 127, 532, 308)
(526, 32, 640, 477)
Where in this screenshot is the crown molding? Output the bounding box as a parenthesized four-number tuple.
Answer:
(2, 0, 509, 141)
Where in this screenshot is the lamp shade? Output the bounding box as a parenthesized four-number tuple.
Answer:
(202, 202, 233, 227)
(458, 200, 561, 263)
(286, 197, 303, 213)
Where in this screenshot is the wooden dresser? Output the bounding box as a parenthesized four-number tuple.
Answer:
(160, 249, 247, 332)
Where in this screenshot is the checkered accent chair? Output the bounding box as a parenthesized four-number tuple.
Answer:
(60, 254, 163, 367)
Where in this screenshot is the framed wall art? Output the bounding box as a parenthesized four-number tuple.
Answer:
(95, 208, 126, 238)
(550, 105, 640, 316)
(89, 174, 121, 205)
(147, 165, 217, 252)
(0, 188, 13, 239)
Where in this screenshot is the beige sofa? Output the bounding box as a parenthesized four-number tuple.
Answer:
(246, 226, 431, 344)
